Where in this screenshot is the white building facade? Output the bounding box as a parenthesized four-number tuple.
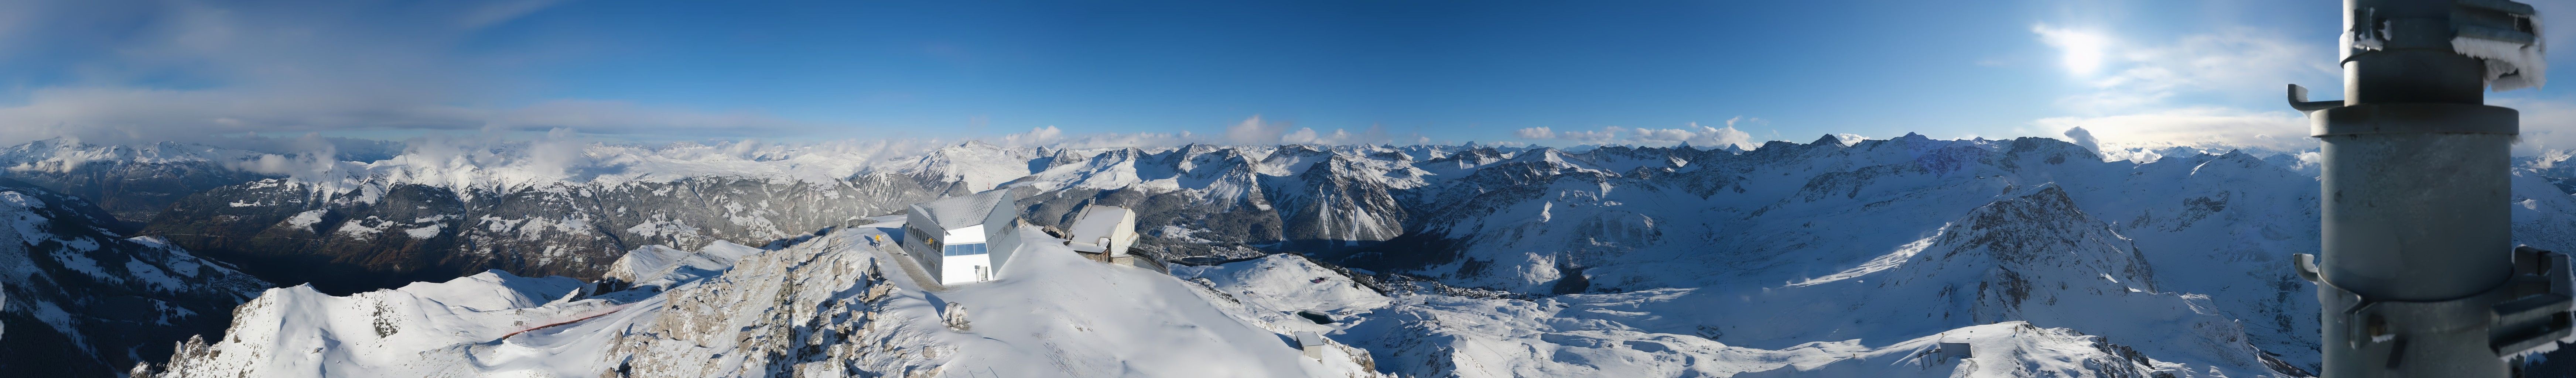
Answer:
(902, 188, 1027, 285)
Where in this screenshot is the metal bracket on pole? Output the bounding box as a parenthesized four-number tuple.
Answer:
(2288, 84, 2343, 112)
(2490, 247, 2574, 355)
(2295, 247, 2575, 365)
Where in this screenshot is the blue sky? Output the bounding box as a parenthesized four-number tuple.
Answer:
(1, 0, 2570, 152)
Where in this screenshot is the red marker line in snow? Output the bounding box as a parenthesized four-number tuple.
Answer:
(499, 303, 635, 340)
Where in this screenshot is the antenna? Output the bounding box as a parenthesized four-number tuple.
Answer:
(2288, 0, 2568, 376)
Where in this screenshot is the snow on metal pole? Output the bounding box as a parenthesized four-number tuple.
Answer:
(2289, 0, 2567, 376)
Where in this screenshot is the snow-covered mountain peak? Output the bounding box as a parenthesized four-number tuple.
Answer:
(876, 141, 1041, 192)
(602, 240, 766, 291)
(1943, 184, 2148, 281)
(386, 269, 589, 311)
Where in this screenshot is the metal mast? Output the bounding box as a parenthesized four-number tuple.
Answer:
(2289, 0, 2567, 376)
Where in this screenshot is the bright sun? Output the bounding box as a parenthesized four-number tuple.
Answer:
(2033, 25, 2110, 76)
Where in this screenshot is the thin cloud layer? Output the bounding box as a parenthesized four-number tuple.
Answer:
(2033, 107, 2309, 152)
(2049, 27, 2334, 114)
(2030, 23, 2576, 157)
(1212, 116, 1419, 147)
(0, 0, 828, 147)
(2026, 24, 2338, 153)
(1514, 120, 1757, 150)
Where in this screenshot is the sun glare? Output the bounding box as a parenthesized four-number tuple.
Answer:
(2034, 25, 2110, 76)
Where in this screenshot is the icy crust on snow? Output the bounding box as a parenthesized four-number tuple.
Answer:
(151, 221, 1382, 377)
(2454, 23, 2547, 91)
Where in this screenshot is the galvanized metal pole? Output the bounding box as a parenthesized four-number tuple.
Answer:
(2290, 0, 2568, 377)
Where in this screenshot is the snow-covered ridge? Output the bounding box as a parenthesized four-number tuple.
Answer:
(146, 218, 1383, 377)
(0, 179, 268, 377)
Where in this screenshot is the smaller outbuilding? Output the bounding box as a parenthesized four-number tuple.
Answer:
(1064, 205, 1139, 263)
(1933, 339, 1972, 364)
(1293, 331, 1325, 359)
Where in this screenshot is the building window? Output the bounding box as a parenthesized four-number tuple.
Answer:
(943, 243, 988, 256)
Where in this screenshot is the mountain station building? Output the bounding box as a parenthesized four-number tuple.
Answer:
(902, 188, 1028, 285)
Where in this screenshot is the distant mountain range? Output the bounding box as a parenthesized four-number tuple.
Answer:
(11, 135, 2576, 377)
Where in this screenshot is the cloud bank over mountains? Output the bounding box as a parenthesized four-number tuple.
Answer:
(0, 0, 830, 147)
(2022, 8, 2574, 156)
(1513, 117, 1761, 149)
(3, 0, 2570, 158)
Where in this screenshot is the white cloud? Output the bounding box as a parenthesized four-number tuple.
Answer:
(457, 0, 561, 29)
(1724, 116, 1765, 128)
(2061, 126, 2100, 155)
(1223, 116, 1288, 145)
(1515, 122, 1758, 150)
(0, 87, 828, 147)
(1000, 126, 1067, 146)
(2025, 25, 2337, 155)
(1515, 127, 1555, 140)
(1557, 127, 1619, 144)
(2031, 107, 2310, 151)
(998, 126, 1199, 150)
(2041, 27, 2335, 114)
(1281, 128, 1325, 144)
(1287, 125, 1402, 145)
(0, 1, 848, 147)
(2498, 98, 2576, 157)
(984, 118, 1419, 150)
(1210, 116, 1409, 146)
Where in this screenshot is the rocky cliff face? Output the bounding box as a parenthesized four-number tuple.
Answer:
(0, 179, 267, 378)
